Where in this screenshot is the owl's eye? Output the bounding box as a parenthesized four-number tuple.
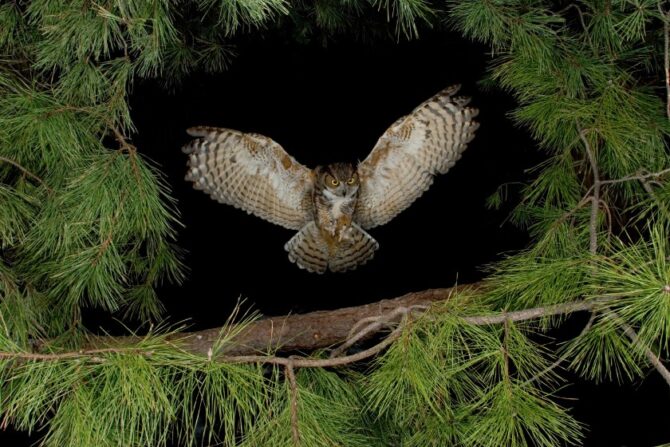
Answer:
(347, 177, 356, 185)
(330, 178, 340, 187)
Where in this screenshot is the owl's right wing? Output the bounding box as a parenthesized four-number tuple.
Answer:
(182, 126, 314, 230)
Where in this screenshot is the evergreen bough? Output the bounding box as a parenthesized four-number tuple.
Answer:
(1, 0, 669, 445)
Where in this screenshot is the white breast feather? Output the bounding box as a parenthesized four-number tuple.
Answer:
(323, 189, 353, 218)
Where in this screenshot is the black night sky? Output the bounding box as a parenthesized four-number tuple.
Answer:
(5, 25, 670, 447)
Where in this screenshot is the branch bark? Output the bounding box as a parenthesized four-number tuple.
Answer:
(85, 286, 476, 357)
(180, 287, 479, 355)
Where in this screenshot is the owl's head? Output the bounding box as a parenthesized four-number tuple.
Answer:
(317, 163, 359, 197)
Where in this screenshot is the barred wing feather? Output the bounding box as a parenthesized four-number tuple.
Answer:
(182, 126, 314, 230)
(355, 85, 479, 229)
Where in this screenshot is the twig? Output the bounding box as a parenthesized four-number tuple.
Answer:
(0, 346, 152, 361)
(579, 113, 670, 388)
(0, 156, 53, 193)
(578, 126, 600, 255)
(329, 305, 428, 358)
(222, 323, 407, 368)
(600, 168, 670, 185)
(640, 176, 670, 221)
(502, 317, 511, 385)
(558, 3, 594, 51)
(460, 298, 606, 325)
(285, 360, 300, 445)
(621, 321, 670, 387)
(546, 189, 594, 233)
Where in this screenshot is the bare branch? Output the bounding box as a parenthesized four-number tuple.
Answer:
(578, 126, 600, 255)
(460, 299, 603, 325)
(0, 346, 152, 361)
(639, 175, 670, 221)
(329, 304, 428, 358)
(621, 321, 670, 387)
(600, 168, 670, 186)
(221, 323, 408, 368)
(286, 361, 300, 445)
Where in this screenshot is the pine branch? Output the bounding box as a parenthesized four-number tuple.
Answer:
(578, 125, 600, 256)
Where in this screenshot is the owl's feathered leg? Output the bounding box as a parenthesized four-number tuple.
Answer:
(284, 222, 378, 273)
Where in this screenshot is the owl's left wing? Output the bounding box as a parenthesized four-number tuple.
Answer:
(355, 85, 479, 229)
(182, 126, 314, 230)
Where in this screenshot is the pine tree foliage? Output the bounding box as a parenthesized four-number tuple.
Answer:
(1, 0, 670, 446)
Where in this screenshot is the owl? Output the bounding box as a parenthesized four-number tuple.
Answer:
(182, 85, 479, 273)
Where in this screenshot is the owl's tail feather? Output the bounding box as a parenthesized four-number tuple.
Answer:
(284, 222, 379, 274)
(285, 221, 329, 274)
(329, 223, 379, 273)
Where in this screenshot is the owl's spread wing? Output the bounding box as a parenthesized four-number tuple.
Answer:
(354, 85, 479, 229)
(182, 126, 314, 230)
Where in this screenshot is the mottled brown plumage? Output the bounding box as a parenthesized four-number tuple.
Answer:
(183, 85, 479, 273)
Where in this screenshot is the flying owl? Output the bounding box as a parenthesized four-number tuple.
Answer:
(182, 85, 479, 273)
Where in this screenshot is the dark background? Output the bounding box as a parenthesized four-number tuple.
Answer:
(5, 26, 670, 446)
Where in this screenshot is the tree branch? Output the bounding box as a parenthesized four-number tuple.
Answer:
(165, 287, 473, 356)
(578, 126, 600, 255)
(285, 360, 300, 445)
(639, 175, 670, 221)
(600, 168, 670, 186)
(622, 320, 670, 387)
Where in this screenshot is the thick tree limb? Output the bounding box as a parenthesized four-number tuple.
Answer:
(161, 286, 474, 356)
